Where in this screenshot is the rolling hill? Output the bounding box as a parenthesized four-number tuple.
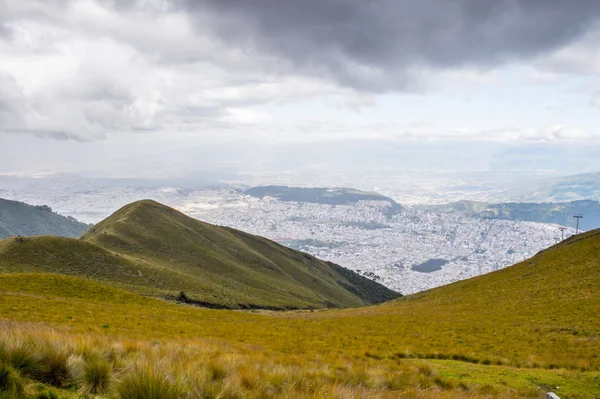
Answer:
(0, 199, 399, 309)
(0, 198, 90, 239)
(1, 227, 599, 397)
(245, 185, 403, 217)
(421, 199, 600, 231)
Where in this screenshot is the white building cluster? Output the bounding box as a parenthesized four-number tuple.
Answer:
(3, 185, 570, 295)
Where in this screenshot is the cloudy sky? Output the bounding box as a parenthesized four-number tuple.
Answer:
(1, 0, 600, 181)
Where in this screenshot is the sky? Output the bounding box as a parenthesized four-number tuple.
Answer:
(1, 0, 600, 182)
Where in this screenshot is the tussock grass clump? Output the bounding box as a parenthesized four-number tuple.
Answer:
(1, 344, 45, 381)
(116, 366, 182, 399)
(34, 390, 59, 399)
(0, 341, 71, 388)
(71, 355, 113, 395)
(0, 363, 23, 395)
(39, 347, 70, 387)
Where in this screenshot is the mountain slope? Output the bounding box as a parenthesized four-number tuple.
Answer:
(0, 198, 90, 239)
(421, 199, 600, 231)
(0, 200, 399, 309)
(1, 229, 600, 397)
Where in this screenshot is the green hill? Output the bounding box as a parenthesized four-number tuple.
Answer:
(1, 228, 600, 397)
(0, 198, 90, 239)
(0, 200, 399, 309)
(421, 199, 600, 230)
(245, 185, 403, 217)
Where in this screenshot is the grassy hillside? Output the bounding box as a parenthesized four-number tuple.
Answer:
(422, 199, 600, 231)
(0, 200, 399, 309)
(0, 228, 599, 397)
(0, 198, 89, 239)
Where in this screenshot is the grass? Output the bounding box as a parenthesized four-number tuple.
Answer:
(0, 219, 599, 397)
(0, 363, 23, 395)
(3, 325, 593, 398)
(0, 200, 399, 309)
(117, 366, 182, 399)
(73, 354, 113, 394)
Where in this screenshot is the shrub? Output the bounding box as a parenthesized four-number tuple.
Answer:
(176, 291, 189, 303)
(116, 367, 182, 399)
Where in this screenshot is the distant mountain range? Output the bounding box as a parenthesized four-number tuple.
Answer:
(420, 199, 600, 231)
(0, 198, 90, 239)
(0, 200, 399, 309)
(504, 171, 600, 202)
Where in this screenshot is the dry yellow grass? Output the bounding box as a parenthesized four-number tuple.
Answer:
(1, 321, 590, 399)
(1, 228, 599, 397)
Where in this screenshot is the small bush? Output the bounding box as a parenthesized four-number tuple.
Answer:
(117, 367, 182, 399)
(176, 291, 189, 303)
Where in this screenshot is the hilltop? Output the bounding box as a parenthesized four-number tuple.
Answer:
(0, 200, 399, 309)
(1, 228, 599, 397)
(421, 199, 600, 231)
(245, 185, 403, 217)
(0, 198, 90, 239)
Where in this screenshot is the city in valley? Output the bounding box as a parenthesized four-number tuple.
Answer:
(1, 181, 573, 295)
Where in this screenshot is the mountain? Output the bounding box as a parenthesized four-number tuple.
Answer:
(245, 185, 403, 217)
(0, 198, 90, 239)
(0, 199, 399, 309)
(1, 229, 599, 397)
(505, 171, 600, 202)
(421, 199, 600, 231)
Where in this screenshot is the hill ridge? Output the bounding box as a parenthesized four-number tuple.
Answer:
(0, 198, 90, 239)
(0, 199, 399, 309)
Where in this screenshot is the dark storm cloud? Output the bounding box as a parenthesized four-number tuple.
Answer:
(181, 0, 600, 90)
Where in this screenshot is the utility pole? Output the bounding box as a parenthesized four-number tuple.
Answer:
(573, 214, 583, 235)
(559, 227, 567, 241)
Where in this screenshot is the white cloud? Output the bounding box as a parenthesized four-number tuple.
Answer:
(0, 0, 598, 182)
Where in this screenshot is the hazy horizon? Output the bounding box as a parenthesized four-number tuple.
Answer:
(2, 1, 600, 183)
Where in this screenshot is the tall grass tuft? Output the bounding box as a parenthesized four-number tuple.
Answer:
(34, 390, 59, 399)
(39, 347, 70, 387)
(0, 363, 23, 396)
(116, 366, 182, 399)
(71, 354, 113, 395)
(2, 344, 45, 381)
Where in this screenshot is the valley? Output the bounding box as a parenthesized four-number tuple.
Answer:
(1, 182, 570, 294)
(0, 228, 599, 398)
